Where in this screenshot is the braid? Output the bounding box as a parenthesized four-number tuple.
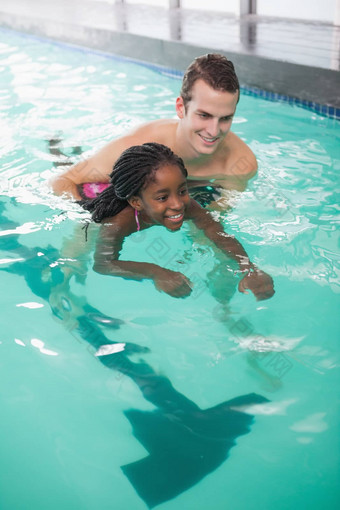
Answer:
(81, 184, 126, 222)
(82, 142, 187, 223)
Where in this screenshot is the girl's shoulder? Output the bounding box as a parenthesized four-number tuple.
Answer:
(185, 198, 204, 219)
(100, 206, 137, 236)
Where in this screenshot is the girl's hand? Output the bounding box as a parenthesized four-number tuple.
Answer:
(154, 269, 193, 298)
(238, 269, 275, 301)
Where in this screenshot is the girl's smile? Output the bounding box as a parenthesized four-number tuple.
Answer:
(132, 164, 190, 231)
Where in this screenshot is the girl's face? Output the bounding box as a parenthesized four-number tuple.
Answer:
(133, 164, 190, 231)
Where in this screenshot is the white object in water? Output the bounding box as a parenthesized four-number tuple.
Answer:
(95, 343, 126, 356)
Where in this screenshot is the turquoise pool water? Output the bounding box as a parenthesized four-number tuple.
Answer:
(0, 29, 339, 510)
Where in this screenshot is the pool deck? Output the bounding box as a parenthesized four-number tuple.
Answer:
(1, 0, 339, 112)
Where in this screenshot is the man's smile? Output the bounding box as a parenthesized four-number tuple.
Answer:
(199, 134, 220, 145)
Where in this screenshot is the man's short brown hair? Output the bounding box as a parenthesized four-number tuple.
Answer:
(180, 54, 240, 107)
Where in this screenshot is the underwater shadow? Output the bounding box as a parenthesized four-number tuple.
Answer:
(0, 199, 269, 507)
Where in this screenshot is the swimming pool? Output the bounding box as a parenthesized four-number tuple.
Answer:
(0, 28, 339, 510)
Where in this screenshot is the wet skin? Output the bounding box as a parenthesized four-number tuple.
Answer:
(91, 159, 274, 300)
(50, 79, 256, 200)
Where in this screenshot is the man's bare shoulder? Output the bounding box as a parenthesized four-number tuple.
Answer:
(63, 120, 177, 185)
(224, 131, 257, 177)
(129, 119, 178, 144)
(204, 132, 257, 192)
(97, 119, 177, 157)
(51, 119, 179, 198)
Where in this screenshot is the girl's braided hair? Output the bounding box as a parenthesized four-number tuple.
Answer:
(82, 142, 187, 223)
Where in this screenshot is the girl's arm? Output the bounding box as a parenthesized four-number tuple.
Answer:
(188, 200, 275, 300)
(92, 208, 192, 298)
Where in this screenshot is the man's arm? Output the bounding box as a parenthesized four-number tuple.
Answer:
(50, 120, 173, 200)
(50, 135, 138, 200)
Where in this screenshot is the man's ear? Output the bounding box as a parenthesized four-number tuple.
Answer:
(176, 96, 185, 119)
(128, 196, 143, 211)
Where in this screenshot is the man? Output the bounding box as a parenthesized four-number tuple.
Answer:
(51, 54, 257, 205)
(49, 54, 274, 301)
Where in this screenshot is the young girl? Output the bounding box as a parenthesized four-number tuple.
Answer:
(82, 142, 274, 300)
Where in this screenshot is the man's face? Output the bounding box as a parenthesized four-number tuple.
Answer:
(176, 79, 239, 158)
